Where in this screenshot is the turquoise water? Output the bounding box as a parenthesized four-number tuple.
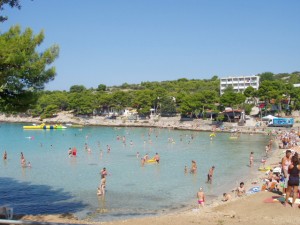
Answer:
(0, 123, 269, 221)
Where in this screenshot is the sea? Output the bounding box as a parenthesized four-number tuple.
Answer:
(0, 123, 269, 222)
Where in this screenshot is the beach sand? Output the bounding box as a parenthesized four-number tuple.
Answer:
(18, 191, 300, 225)
(12, 136, 300, 225)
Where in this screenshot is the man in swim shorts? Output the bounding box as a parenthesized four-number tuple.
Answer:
(154, 152, 160, 164)
(197, 187, 205, 208)
(207, 166, 215, 184)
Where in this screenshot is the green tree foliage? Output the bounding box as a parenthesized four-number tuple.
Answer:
(68, 90, 95, 115)
(7, 69, 300, 118)
(220, 87, 246, 108)
(132, 90, 154, 116)
(69, 85, 86, 93)
(0, 25, 59, 112)
(0, 0, 21, 22)
(159, 96, 177, 117)
(97, 84, 106, 92)
(258, 72, 275, 82)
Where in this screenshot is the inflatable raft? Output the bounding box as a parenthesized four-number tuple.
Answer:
(146, 159, 157, 163)
(23, 124, 67, 130)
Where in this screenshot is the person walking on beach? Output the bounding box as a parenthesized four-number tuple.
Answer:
(197, 187, 205, 208)
(207, 166, 215, 184)
(285, 154, 300, 207)
(249, 152, 254, 167)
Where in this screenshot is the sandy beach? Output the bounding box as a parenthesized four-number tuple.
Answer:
(2, 113, 300, 225)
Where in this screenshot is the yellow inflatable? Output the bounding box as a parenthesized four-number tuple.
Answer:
(209, 133, 216, 137)
(258, 166, 272, 171)
(146, 159, 156, 163)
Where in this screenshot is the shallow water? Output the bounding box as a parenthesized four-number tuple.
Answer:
(0, 123, 269, 221)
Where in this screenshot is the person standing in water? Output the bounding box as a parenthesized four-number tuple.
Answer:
(3, 151, 7, 160)
(207, 166, 215, 184)
(190, 160, 197, 174)
(154, 152, 160, 164)
(249, 152, 254, 167)
(197, 187, 205, 208)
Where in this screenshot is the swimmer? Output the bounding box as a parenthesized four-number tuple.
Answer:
(107, 145, 111, 153)
(27, 162, 31, 168)
(249, 152, 254, 167)
(141, 158, 145, 166)
(154, 152, 160, 164)
(143, 153, 149, 161)
(206, 166, 215, 184)
(100, 167, 107, 179)
(3, 151, 7, 160)
(97, 177, 106, 196)
(136, 152, 140, 158)
(190, 160, 197, 174)
(197, 187, 205, 208)
(184, 165, 188, 174)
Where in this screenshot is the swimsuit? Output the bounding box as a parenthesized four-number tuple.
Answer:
(198, 200, 204, 204)
(288, 165, 300, 186)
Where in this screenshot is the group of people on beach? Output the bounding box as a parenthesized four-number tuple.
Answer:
(256, 129, 300, 208)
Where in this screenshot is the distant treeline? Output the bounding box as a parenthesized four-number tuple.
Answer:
(3, 71, 300, 119)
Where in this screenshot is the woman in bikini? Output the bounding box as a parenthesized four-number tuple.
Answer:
(285, 154, 300, 207)
(197, 187, 205, 208)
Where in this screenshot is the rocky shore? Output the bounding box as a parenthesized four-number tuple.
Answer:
(0, 112, 271, 134)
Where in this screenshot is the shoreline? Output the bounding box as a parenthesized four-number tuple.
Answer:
(0, 112, 270, 134)
(17, 140, 289, 225)
(10, 128, 290, 224)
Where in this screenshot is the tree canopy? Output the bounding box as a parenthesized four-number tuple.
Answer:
(0, 0, 21, 22)
(0, 25, 59, 112)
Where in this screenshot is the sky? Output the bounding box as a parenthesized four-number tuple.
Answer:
(1, 0, 300, 91)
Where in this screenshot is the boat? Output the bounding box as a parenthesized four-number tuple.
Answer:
(23, 123, 67, 129)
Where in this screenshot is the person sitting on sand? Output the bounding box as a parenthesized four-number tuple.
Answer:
(222, 193, 232, 202)
(235, 182, 246, 197)
(197, 187, 205, 208)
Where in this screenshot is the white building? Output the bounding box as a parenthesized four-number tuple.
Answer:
(220, 75, 260, 95)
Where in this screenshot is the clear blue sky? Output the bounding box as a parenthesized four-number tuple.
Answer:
(1, 0, 300, 91)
